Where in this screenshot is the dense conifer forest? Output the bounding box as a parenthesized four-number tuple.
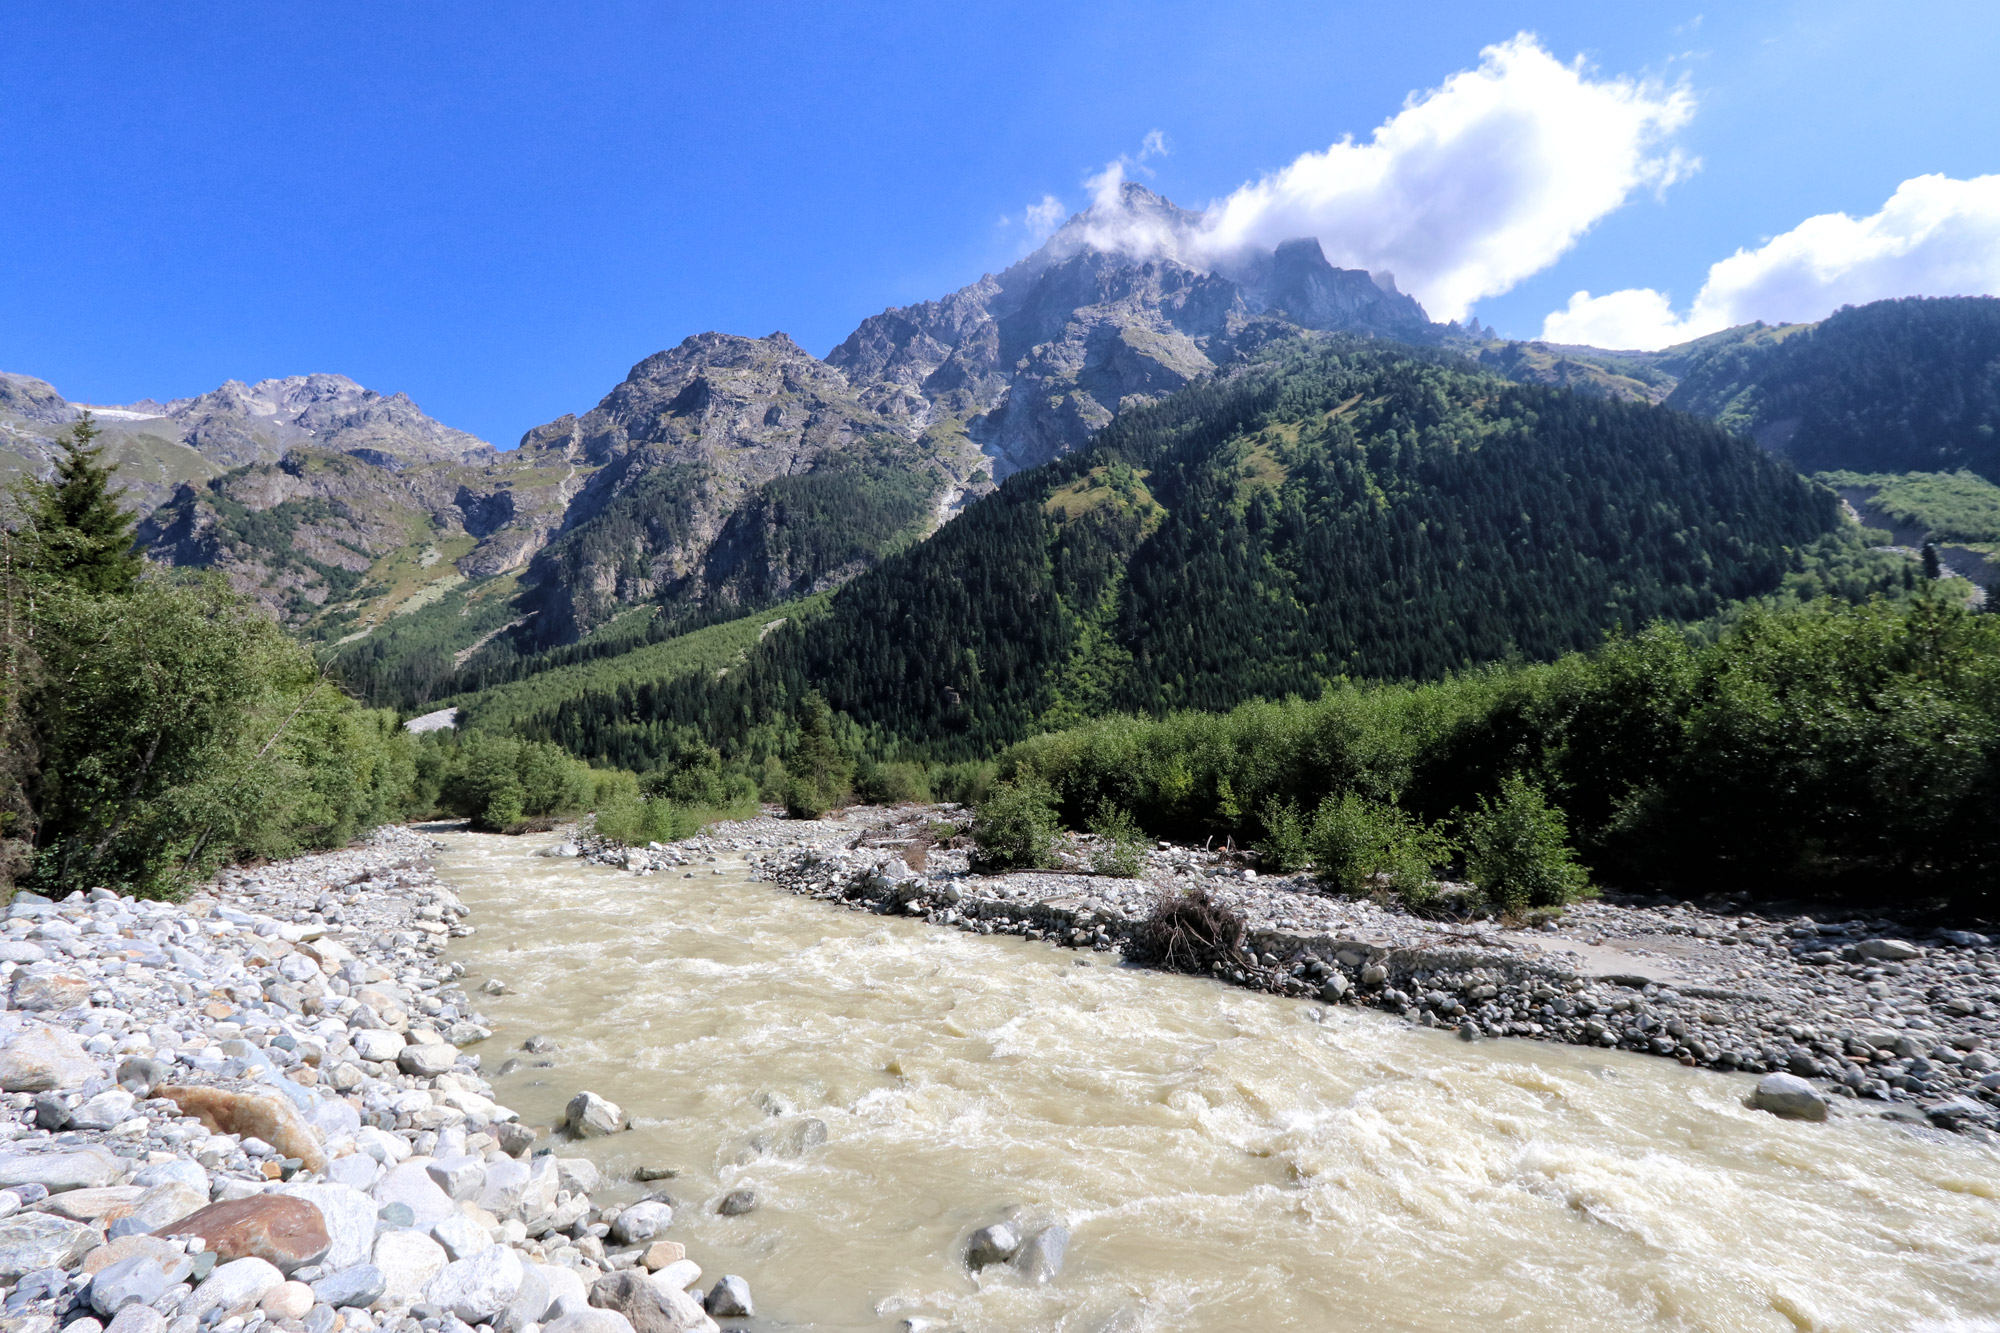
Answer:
(1666, 296, 2000, 480)
(529, 338, 1840, 767)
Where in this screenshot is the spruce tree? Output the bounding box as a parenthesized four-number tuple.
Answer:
(22, 412, 142, 595)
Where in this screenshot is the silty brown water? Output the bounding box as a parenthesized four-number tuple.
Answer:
(436, 830, 2000, 1333)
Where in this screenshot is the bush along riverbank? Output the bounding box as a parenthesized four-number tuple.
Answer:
(0, 825, 753, 1333)
(610, 805, 2000, 1137)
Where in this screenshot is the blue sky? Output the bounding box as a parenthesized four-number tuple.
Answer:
(4, 1, 1996, 445)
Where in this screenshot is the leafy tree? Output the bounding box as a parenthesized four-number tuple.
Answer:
(18, 413, 143, 596)
(24, 574, 413, 897)
(781, 692, 852, 819)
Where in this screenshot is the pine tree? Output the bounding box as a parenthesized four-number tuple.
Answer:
(21, 413, 143, 596)
(1922, 542, 1943, 581)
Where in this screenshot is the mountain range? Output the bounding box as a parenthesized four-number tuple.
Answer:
(6, 184, 1997, 714)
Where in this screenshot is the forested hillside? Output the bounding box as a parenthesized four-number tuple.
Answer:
(1665, 296, 2000, 479)
(530, 338, 1840, 767)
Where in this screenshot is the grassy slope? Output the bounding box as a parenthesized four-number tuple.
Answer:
(451, 595, 826, 732)
(1816, 469, 2000, 551)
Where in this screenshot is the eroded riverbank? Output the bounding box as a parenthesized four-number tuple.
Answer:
(448, 823, 2000, 1333)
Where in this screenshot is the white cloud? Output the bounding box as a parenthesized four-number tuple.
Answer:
(1194, 34, 1695, 320)
(1542, 173, 2000, 348)
(1022, 194, 1065, 239)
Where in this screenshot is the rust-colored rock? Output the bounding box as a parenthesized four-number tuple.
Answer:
(154, 1086, 327, 1174)
(159, 1195, 330, 1274)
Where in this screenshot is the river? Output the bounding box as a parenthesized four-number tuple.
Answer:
(432, 830, 2000, 1333)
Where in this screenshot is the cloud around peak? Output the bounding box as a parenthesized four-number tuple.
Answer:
(1543, 174, 2000, 349)
(1017, 35, 1696, 323)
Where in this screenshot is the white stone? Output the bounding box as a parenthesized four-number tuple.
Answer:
(373, 1160, 456, 1227)
(609, 1201, 671, 1246)
(424, 1243, 523, 1324)
(372, 1229, 448, 1306)
(563, 1091, 626, 1138)
(649, 1259, 701, 1292)
(429, 1212, 493, 1262)
(351, 1030, 406, 1063)
(279, 1182, 379, 1271)
(1753, 1072, 1830, 1121)
(355, 1125, 411, 1165)
(189, 1257, 284, 1318)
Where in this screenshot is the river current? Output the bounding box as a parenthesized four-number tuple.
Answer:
(433, 830, 2000, 1333)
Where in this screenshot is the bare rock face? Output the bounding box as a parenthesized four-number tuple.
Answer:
(829, 183, 1442, 479)
(117, 183, 1446, 669)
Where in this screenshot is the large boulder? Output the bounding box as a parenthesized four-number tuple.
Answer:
(705, 1276, 752, 1318)
(497, 1261, 554, 1333)
(1015, 1223, 1070, 1283)
(964, 1222, 1021, 1269)
(565, 1091, 627, 1138)
(120, 1180, 209, 1233)
(154, 1086, 327, 1173)
(398, 1044, 458, 1078)
(544, 1313, 640, 1333)
(1752, 1072, 1830, 1122)
(0, 1024, 100, 1092)
(0, 1212, 98, 1279)
(161, 1195, 332, 1274)
(81, 1234, 185, 1277)
(70, 1088, 137, 1131)
(41, 1185, 144, 1222)
(425, 1243, 524, 1324)
(609, 1201, 671, 1246)
(588, 1270, 716, 1333)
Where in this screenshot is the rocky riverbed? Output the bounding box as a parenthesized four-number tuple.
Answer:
(0, 825, 750, 1333)
(573, 804, 2000, 1136)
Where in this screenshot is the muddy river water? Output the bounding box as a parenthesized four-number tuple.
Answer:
(433, 831, 2000, 1333)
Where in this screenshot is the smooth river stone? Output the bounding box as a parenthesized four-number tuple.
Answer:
(0, 1147, 123, 1193)
(277, 1182, 378, 1272)
(374, 1229, 448, 1306)
(426, 1244, 523, 1324)
(188, 1257, 285, 1319)
(0, 1212, 99, 1279)
(0, 1025, 100, 1092)
(372, 1161, 456, 1228)
(164, 1195, 332, 1274)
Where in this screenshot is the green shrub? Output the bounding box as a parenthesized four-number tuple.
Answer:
(593, 795, 704, 846)
(20, 574, 420, 898)
(1087, 803, 1145, 877)
(1258, 798, 1310, 872)
(1308, 793, 1454, 903)
(433, 732, 597, 832)
(931, 760, 996, 808)
(854, 760, 931, 806)
(971, 773, 1061, 871)
(1462, 776, 1593, 914)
